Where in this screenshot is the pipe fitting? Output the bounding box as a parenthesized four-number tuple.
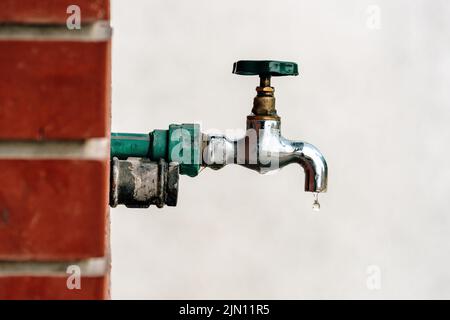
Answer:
(110, 157, 179, 208)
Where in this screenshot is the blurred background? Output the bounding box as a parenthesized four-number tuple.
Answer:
(110, 0, 450, 299)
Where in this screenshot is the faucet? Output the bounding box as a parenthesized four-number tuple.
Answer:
(203, 60, 327, 194)
(109, 60, 328, 208)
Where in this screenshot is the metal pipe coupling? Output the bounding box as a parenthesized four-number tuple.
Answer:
(110, 157, 179, 208)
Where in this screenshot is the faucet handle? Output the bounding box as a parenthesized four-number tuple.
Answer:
(233, 60, 298, 118)
(232, 60, 299, 77)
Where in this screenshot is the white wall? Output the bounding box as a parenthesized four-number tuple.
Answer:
(110, 0, 450, 299)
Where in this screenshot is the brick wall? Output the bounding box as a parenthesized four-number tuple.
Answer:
(0, 1, 111, 299)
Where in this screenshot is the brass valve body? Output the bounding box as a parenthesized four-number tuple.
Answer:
(249, 76, 280, 121)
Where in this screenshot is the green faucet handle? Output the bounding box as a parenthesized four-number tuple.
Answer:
(232, 60, 299, 77)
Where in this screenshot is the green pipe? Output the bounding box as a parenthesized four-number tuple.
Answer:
(111, 132, 151, 159)
(110, 124, 200, 177)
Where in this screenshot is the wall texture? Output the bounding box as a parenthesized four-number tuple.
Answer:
(0, 1, 111, 299)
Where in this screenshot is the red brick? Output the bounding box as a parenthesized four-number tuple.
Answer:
(0, 159, 109, 260)
(0, 0, 109, 24)
(0, 275, 109, 300)
(0, 40, 111, 140)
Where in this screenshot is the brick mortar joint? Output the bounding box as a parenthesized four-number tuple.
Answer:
(0, 20, 112, 41)
(0, 256, 110, 277)
(0, 138, 109, 160)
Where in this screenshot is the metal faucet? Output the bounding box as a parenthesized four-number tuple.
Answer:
(110, 60, 328, 208)
(203, 60, 327, 193)
(203, 120, 327, 193)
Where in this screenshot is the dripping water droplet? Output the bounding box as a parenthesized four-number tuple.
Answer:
(312, 192, 320, 212)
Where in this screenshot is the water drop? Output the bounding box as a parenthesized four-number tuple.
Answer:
(312, 193, 320, 212)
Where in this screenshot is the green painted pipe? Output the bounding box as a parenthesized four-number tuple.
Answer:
(111, 132, 151, 159)
(110, 124, 201, 177)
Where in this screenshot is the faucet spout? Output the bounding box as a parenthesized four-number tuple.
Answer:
(281, 140, 328, 193)
(202, 119, 328, 193)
